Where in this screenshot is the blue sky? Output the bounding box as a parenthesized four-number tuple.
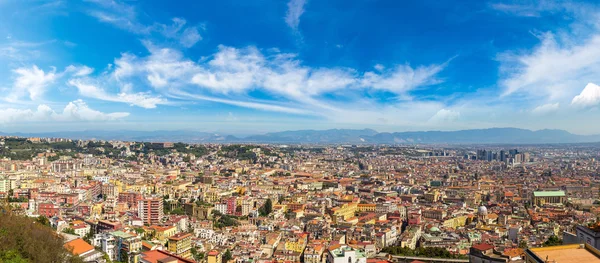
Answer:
(1, 0, 600, 135)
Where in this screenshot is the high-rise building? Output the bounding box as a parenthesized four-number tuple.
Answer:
(514, 153, 524, 164)
(523, 152, 531, 163)
(0, 177, 15, 193)
(477, 150, 486, 160)
(499, 150, 506, 162)
(119, 192, 142, 209)
(138, 198, 163, 226)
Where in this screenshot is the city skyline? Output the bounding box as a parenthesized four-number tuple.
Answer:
(2, 0, 600, 134)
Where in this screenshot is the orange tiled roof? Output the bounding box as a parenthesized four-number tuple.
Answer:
(64, 238, 94, 255)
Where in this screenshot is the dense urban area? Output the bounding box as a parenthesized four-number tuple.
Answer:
(2, 136, 600, 263)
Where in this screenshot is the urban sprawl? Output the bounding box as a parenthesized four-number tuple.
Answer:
(2, 136, 600, 263)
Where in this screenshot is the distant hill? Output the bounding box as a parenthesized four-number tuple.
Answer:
(362, 128, 600, 144)
(242, 129, 379, 143)
(1, 128, 599, 144)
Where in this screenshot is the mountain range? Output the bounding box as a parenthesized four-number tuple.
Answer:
(1, 128, 600, 144)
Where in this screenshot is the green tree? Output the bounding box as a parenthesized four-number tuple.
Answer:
(0, 206, 83, 263)
(519, 240, 528, 249)
(36, 215, 50, 227)
(259, 198, 273, 216)
(380, 246, 466, 259)
(190, 248, 205, 262)
(170, 208, 185, 215)
(0, 249, 28, 263)
(62, 228, 76, 235)
(222, 249, 232, 263)
(83, 231, 94, 243)
(543, 235, 562, 247)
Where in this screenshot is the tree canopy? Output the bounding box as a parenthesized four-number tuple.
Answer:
(259, 198, 273, 216)
(0, 207, 83, 263)
(543, 235, 563, 247)
(381, 246, 467, 259)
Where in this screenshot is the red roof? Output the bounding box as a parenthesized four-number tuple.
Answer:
(472, 243, 494, 251)
(140, 250, 196, 263)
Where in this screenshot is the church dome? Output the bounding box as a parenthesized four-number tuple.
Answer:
(478, 205, 488, 215)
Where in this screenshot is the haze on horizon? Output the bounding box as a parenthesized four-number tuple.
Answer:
(1, 0, 600, 135)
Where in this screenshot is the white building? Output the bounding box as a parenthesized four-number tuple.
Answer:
(326, 245, 367, 263)
(215, 203, 227, 215)
(73, 224, 91, 237)
(92, 233, 117, 261)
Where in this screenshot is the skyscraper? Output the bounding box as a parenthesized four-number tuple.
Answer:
(500, 150, 506, 162)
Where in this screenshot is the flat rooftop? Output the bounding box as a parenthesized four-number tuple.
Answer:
(533, 191, 565, 197)
(529, 244, 600, 263)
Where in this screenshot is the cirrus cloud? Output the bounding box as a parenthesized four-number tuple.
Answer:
(67, 79, 168, 109)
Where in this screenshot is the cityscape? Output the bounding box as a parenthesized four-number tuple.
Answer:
(1, 135, 600, 263)
(2, 0, 600, 263)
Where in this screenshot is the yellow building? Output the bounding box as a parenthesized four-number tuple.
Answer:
(204, 189, 220, 203)
(273, 204, 288, 213)
(168, 233, 192, 259)
(91, 203, 103, 218)
(149, 225, 178, 242)
(424, 190, 441, 203)
(532, 191, 566, 206)
(357, 204, 376, 212)
(285, 233, 308, 253)
(443, 215, 469, 228)
(207, 250, 222, 263)
(330, 203, 358, 224)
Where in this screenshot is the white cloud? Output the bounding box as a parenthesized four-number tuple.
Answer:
(10, 65, 57, 100)
(429, 108, 460, 123)
(489, 1, 600, 25)
(113, 53, 138, 80)
(68, 79, 167, 109)
(179, 26, 202, 48)
(285, 0, 307, 31)
(532, 102, 560, 115)
(500, 33, 600, 100)
(571, 83, 600, 108)
(168, 90, 311, 115)
(65, 65, 94, 76)
(0, 100, 128, 123)
(104, 42, 447, 115)
(59, 100, 130, 121)
(0, 39, 57, 61)
(362, 64, 445, 94)
(489, 3, 543, 17)
(89, 10, 150, 34)
(87, 2, 202, 47)
(157, 18, 202, 48)
(190, 45, 263, 93)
